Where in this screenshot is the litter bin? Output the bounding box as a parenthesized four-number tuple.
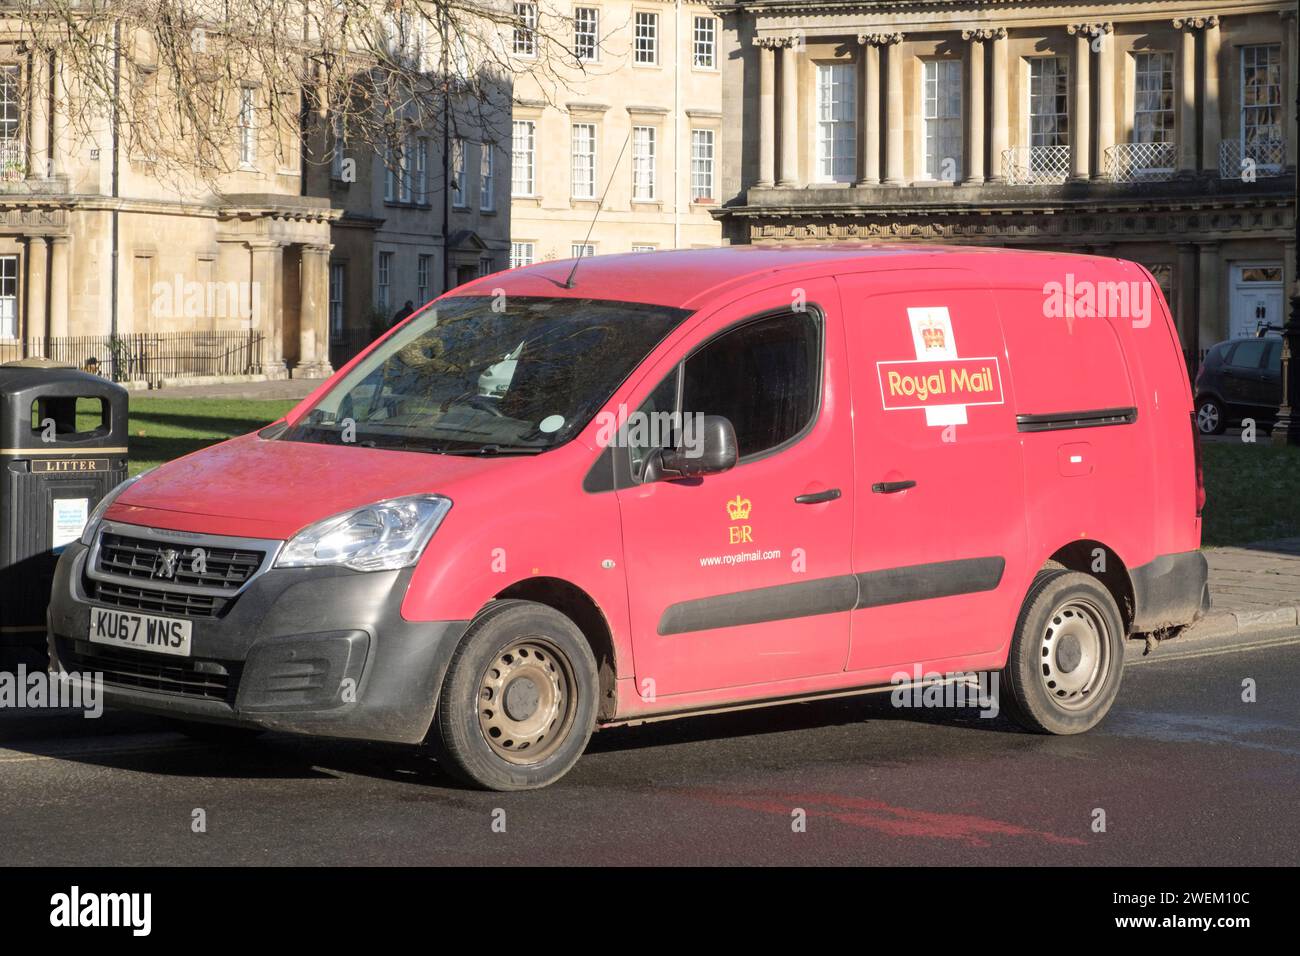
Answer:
(0, 359, 128, 669)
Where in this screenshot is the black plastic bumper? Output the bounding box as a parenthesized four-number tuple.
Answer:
(47, 542, 468, 744)
(1129, 549, 1211, 634)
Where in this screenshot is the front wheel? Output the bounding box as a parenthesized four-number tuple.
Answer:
(1000, 570, 1125, 735)
(429, 600, 598, 791)
(1195, 396, 1226, 435)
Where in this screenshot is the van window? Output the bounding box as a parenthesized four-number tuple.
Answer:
(279, 295, 689, 454)
(1227, 339, 1268, 370)
(681, 311, 820, 459)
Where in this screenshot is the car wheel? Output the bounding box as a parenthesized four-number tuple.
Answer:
(1195, 397, 1225, 435)
(430, 600, 598, 791)
(1000, 570, 1125, 735)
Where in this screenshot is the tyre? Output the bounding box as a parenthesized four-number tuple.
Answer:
(171, 720, 265, 744)
(1195, 396, 1226, 435)
(1000, 570, 1125, 735)
(430, 600, 598, 791)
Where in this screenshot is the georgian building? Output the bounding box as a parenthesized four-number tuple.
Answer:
(509, 0, 723, 266)
(711, 0, 1297, 354)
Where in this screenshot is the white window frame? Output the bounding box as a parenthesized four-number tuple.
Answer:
(416, 254, 431, 304)
(0, 255, 16, 339)
(513, 2, 537, 57)
(921, 59, 962, 181)
(480, 143, 494, 211)
(571, 243, 595, 258)
(238, 87, 256, 168)
(692, 16, 717, 70)
(510, 241, 535, 268)
(574, 7, 599, 63)
(328, 262, 345, 336)
(376, 251, 393, 312)
(631, 125, 657, 200)
(631, 244, 656, 253)
(512, 120, 536, 196)
(815, 62, 856, 183)
(571, 122, 597, 199)
(690, 128, 715, 201)
(451, 137, 466, 207)
(1240, 44, 1283, 169)
(1132, 51, 1174, 145)
(330, 116, 347, 180)
(634, 12, 658, 66)
(1028, 56, 1070, 148)
(414, 135, 428, 203)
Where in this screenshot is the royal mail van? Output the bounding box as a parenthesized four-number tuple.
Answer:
(48, 246, 1209, 790)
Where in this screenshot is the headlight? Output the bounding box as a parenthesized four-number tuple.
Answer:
(80, 468, 157, 546)
(275, 495, 452, 572)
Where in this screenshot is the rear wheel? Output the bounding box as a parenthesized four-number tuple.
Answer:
(430, 600, 598, 791)
(1195, 396, 1226, 435)
(1000, 570, 1125, 735)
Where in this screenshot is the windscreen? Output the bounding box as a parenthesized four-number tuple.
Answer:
(278, 295, 690, 455)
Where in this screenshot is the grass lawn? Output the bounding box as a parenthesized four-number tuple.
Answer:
(123, 397, 298, 476)
(1200, 440, 1300, 547)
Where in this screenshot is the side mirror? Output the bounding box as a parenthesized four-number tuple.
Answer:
(645, 415, 738, 481)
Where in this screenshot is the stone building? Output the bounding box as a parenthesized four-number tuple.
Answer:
(712, 0, 1297, 354)
(509, 0, 722, 266)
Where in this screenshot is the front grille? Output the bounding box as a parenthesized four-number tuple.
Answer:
(65, 642, 239, 702)
(90, 580, 227, 618)
(98, 532, 264, 590)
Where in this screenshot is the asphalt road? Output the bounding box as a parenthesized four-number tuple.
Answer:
(2, 629, 1298, 866)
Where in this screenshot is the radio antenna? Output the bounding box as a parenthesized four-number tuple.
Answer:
(564, 129, 632, 289)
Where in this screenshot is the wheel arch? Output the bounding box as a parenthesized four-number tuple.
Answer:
(1036, 540, 1136, 633)
(492, 576, 620, 721)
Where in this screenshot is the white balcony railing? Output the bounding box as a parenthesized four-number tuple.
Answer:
(1104, 141, 1177, 183)
(1219, 139, 1286, 179)
(0, 137, 25, 182)
(1001, 145, 1070, 185)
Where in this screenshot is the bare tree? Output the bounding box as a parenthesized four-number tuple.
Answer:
(3, 0, 596, 192)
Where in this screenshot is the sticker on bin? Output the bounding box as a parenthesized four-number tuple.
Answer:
(51, 498, 89, 552)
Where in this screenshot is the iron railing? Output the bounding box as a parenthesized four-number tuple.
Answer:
(1104, 141, 1177, 183)
(1219, 139, 1286, 179)
(1001, 145, 1071, 185)
(0, 332, 264, 386)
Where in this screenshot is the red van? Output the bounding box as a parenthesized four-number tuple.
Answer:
(48, 246, 1209, 790)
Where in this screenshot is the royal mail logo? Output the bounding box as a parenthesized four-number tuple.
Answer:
(878, 307, 1005, 427)
(726, 495, 752, 521)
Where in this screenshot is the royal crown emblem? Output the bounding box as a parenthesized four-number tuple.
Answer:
(726, 495, 752, 521)
(920, 319, 946, 351)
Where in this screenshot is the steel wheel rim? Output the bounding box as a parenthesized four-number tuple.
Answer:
(1197, 403, 1219, 433)
(477, 637, 576, 765)
(1038, 597, 1111, 711)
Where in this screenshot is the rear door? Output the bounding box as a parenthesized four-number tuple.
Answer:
(615, 279, 856, 698)
(835, 270, 1029, 672)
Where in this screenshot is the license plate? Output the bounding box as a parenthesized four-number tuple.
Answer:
(89, 607, 192, 657)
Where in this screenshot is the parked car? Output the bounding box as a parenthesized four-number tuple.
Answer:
(48, 246, 1209, 791)
(1194, 331, 1283, 435)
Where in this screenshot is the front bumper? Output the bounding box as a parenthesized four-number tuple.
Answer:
(47, 541, 467, 744)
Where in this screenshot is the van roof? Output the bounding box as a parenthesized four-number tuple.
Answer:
(450, 244, 1123, 311)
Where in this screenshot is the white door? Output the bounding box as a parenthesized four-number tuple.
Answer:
(1229, 263, 1284, 339)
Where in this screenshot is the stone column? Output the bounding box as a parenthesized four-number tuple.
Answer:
(47, 52, 62, 178)
(1176, 243, 1198, 350)
(25, 236, 48, 341)
(1202, 17, 1222, 174)
(961, 30, 987, 184)
(756, 39, 776, 187)
(1095, 23, 1115, 179)
(250, 241, 285, 378)
(298, 244, 333, 378)
(1197, 241, 1222, 348)
(989, 28, 1009, 183)
(48, 235, 68, 338)
(855, 36, 881, 185)
(1068, 24, 1092, 181)
(778, 38, 800, 187)
(1175, 19, 1198, 173)
(26, 53, 49, 180)
(882, 34, 906, 185)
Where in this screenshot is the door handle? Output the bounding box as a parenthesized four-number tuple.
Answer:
(871, 480, 916, 494)
(794, 488, 842, 504)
